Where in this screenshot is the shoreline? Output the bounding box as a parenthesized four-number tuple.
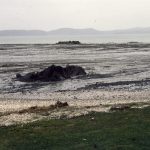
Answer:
(0, 89, 150, 126)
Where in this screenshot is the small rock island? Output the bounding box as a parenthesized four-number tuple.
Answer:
(56, 41, 81, 45)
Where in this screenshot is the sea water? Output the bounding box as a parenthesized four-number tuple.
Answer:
(1, 34, 150, 44)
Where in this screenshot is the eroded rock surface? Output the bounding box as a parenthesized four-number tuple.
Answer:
(16, 65, 86, 82)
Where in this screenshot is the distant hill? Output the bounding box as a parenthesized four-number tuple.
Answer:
(107, 27, 150, 34)
(0, 30, 47, 36)
(48, 28, 101, 35)
(0, 27, 150, 36)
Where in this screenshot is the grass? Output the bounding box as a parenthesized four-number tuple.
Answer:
(0, 107, 150, 150)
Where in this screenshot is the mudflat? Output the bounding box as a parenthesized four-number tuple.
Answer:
(0, 43, 150, 125)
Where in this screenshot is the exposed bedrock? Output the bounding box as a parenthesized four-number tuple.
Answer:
(16, 65, 86, 82)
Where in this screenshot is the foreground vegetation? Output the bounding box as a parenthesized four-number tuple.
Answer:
(0, 107, 150, 150)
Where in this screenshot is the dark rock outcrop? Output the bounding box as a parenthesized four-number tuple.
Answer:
(16, 65, 86, 82)
(56, 41, 81, 45)
(18, 101, 69, 114)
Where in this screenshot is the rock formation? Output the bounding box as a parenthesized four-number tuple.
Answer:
(16, 65, 86, 82)
(56, 41, 81, 45)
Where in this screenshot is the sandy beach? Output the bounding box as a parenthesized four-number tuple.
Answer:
(0, 89, 150, 126)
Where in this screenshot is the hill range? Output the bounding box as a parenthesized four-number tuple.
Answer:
(0, 27, 150, 36)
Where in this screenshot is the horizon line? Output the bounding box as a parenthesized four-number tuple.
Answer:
(0, 26, 150, 32)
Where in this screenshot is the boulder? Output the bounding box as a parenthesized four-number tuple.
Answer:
(16, 65, 86, 82)
(55, 101, 69, 108)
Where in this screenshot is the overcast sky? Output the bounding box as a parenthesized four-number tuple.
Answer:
(0, 0, 150, 30)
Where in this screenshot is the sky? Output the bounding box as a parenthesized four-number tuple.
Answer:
(0, 0, 150, 30)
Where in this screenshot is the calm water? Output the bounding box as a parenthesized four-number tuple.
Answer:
(1, 34, 150, 44)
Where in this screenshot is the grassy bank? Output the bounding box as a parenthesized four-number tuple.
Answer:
(0, 107, 150, 150)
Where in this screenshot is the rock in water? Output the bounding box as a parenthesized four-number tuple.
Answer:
(16, 65, 86, 82)
(56, 41, 81, 45)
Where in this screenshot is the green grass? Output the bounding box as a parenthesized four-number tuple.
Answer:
(0, 107, 150, 150)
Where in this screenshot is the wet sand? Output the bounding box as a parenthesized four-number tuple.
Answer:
(1, 43, 150, 94)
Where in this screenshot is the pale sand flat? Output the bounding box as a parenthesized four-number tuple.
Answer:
(0, 89, 150, 126)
